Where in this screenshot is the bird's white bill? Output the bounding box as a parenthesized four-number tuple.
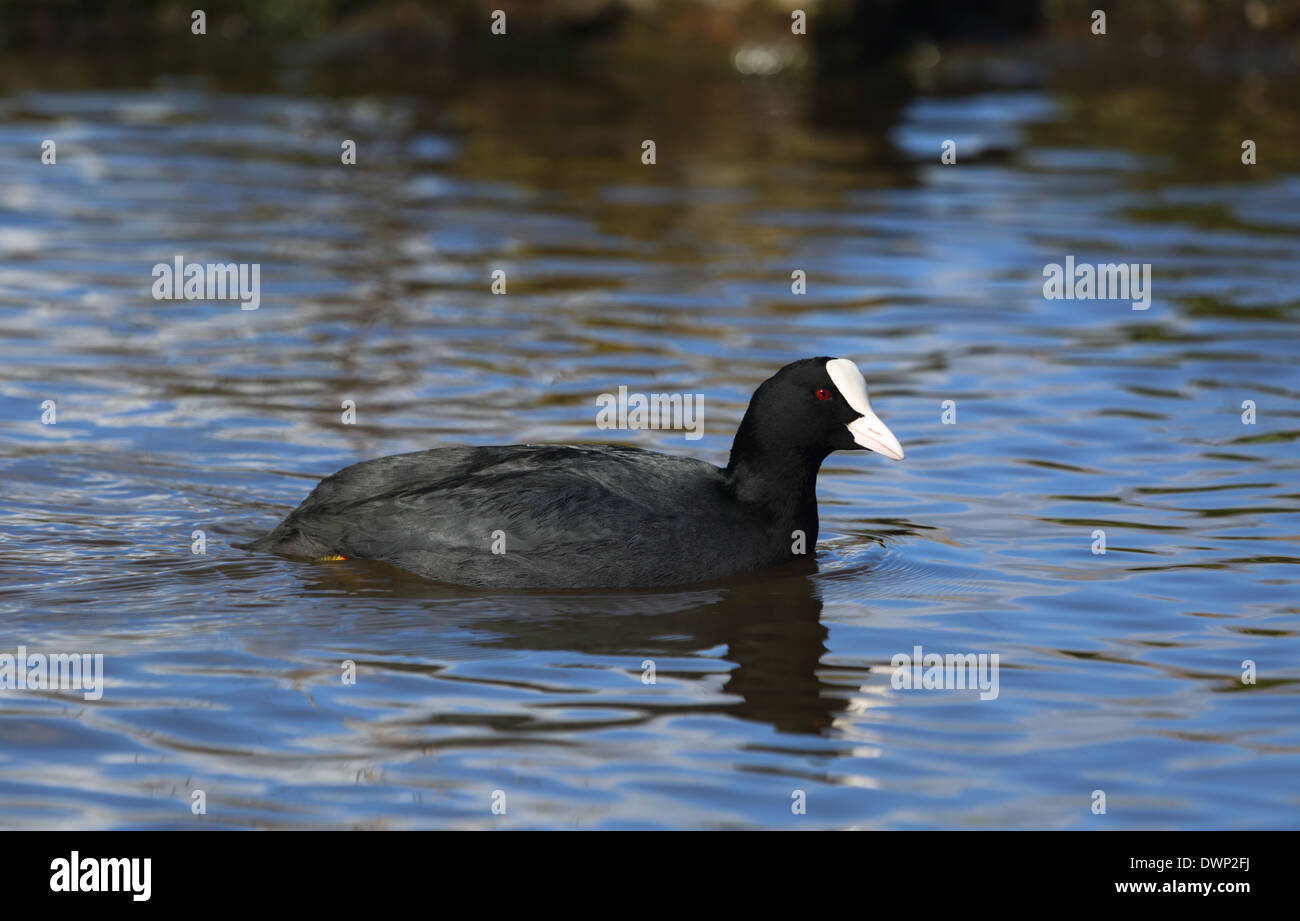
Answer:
(825, 358, 905, 460)
(846, 410, 904, 460)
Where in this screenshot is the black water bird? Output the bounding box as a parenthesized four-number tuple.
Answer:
(243, 357, 904, 588)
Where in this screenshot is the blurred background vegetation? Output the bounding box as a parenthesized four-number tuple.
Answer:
(2, 1, 1298, 86)
(2, 2, 1298, 182)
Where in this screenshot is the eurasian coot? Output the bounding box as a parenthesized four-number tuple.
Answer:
(243, 357, 903, 588)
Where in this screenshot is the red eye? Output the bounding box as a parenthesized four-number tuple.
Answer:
(815, 388, 831, 401)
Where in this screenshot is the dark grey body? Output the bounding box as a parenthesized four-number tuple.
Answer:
(244, 444, 816, 588)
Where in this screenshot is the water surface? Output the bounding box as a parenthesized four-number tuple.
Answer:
(1, 67, 1297, 829)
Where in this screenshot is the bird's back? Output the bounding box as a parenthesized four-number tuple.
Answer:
(245, 444, 789, 587)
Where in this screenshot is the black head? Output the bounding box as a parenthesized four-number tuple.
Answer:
(727, 357, 904, 477)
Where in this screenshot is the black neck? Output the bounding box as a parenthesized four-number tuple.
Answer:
(723, 415, 826, 520)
